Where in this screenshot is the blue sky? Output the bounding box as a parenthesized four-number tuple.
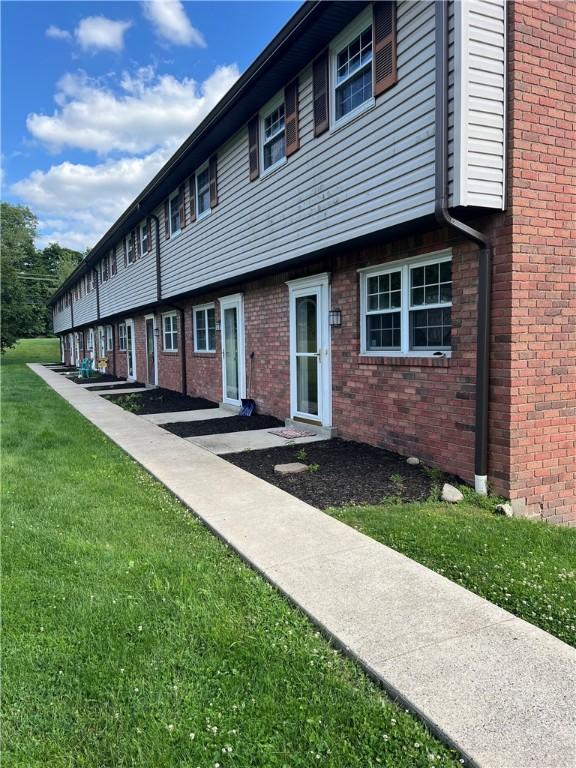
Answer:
(1, 0, 300, 249)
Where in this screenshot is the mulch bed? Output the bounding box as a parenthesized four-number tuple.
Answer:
(161, 414, 284, 438)
(68, 373, 120, 384)
(88, 382, 145, 391)
(105, 387, 219, 415)
(224, 438, 436, 509)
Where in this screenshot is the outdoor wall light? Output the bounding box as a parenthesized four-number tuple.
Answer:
(329, 309, 342, 327)
(215, 319, 221, 332)
(154, 328, 160, 338)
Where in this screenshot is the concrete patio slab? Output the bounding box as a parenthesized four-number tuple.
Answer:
(186, 427, 325, 454)
(98, 387, 148, 396)
(142, 407, 236, 424)
(29, 363, 576, 768)
(81, 380, 129, 388)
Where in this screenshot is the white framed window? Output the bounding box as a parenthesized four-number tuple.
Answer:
(169, 191, 181, 236)
(126, 234, 136, 265)
(331, 8, 374, 128)
(118, 322, 127, 352)
(162, 312, 179, 352)
(105, 325, 113, 352)
(193, 304, 216, 352)
(141, 222, 149, 254)
(260, 95, 286, 174)
(359, 251, 453, 357)
(196, 164, 211, 219)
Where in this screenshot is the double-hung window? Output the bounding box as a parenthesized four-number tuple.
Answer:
(332, 9, 374, 126)
(169, 192, 181, 235)
(163, 313, 178, 352)
(127, 234, 136, 264)
(193, 304, 216, 352)
(196, 165, 211, 219)
(118, 322, 127, 352)
(261, 97, 285, 173)
(360, 252, 453, 356)
(141, 222, 149, 254)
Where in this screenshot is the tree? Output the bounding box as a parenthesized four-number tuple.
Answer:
(0, 203, 84, 352)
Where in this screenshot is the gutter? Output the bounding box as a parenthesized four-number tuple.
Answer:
(435, 0, 492, 496)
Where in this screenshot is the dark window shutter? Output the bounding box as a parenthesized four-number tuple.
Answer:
(373, 1, 397, 96)
(248, 117, 259, 180)
(209, 155, 218, 207)
(146, 218, 152, 252)
(189, 176, 196, 222)
(164, 200, 170, 239)
(178, 183, 187, 228)
(123, 238, 128, 267)
(134, 228, 141, 260)
(284, 79, 300, 156)
(313, 50, 329, 136)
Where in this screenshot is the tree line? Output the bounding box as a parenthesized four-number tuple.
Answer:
(1, 202, 85, 353)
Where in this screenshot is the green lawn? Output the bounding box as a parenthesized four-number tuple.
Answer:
(2, 339, 459, 768)
(330, 492, 576, 647)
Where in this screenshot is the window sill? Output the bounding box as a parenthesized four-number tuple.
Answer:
(330, 97, 376, 135)
(197, 209, 212, 222)
(192, 351, 217, 357)
(162, 350, 179, 356)
(358, 354, 451, 368)
(260, 156, 287, 180)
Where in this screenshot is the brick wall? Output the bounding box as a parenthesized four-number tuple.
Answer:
(503, 1, 576, 522)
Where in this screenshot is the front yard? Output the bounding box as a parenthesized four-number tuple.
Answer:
(2, 339, 459, 767)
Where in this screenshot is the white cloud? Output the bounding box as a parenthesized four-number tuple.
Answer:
(14, 147, 174, 250)
(12, 62, 239, 250)
(141, 0, 205, 47)
(75, 16, 132, 53)
(46, 25, 72, 41)
(26, 63, 239, 155)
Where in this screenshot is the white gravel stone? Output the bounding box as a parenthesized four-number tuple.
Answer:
(494, 502, 513, 517)
(441, 483, 464, 503)
(406, 457, 420, 466)
(274, 462, 308, 475)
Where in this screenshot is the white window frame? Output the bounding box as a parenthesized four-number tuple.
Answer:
(105, 325, 113, 352)
(162, 312, 179, 352)
(359, 250, 453, 358)
(169, 190, 181, 237)
(118, 322, 127, 352)
(195, 162, 211, 221)
(260, 92, 287, 176)
(193, 303, 217, 353)
(140, 221, 149, 254)
(330, 6, 375, 130)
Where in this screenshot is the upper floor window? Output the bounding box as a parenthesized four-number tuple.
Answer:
(102, 254, 109, 282)
(162, 312, 179, 352)
(261, 98, 285, 173)
(193, 304, 216, 352)
(334, 22, 373, 124)
(118, 322, 127, 351)
(360, 252, 453, 356)
(111, 249, 118, 276)
(196, 165, 211, 219)
(141, 222, 149, 254)
(170, 191, 181, 235)
(127, 234, 136, 265)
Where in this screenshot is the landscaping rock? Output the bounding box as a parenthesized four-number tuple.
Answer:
(441, 483, 464, 503)
(274, 462, 308, 475)
(406, 457, 420, 466)
(494, 502, 513, 517)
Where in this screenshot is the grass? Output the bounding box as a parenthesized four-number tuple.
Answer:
(330, 489, 576, 647)
(2, 339, 460, 768)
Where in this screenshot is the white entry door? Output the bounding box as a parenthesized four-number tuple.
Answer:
(288, 274, 332, 426)
(125, 319, 137, 380)
(220, 294, 245, 406)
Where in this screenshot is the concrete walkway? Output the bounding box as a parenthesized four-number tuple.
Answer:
(30, 363, 576, 768)
(187, 427, 326, 454)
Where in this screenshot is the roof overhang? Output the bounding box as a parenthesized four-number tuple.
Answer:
(50, 0, 370, 305)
